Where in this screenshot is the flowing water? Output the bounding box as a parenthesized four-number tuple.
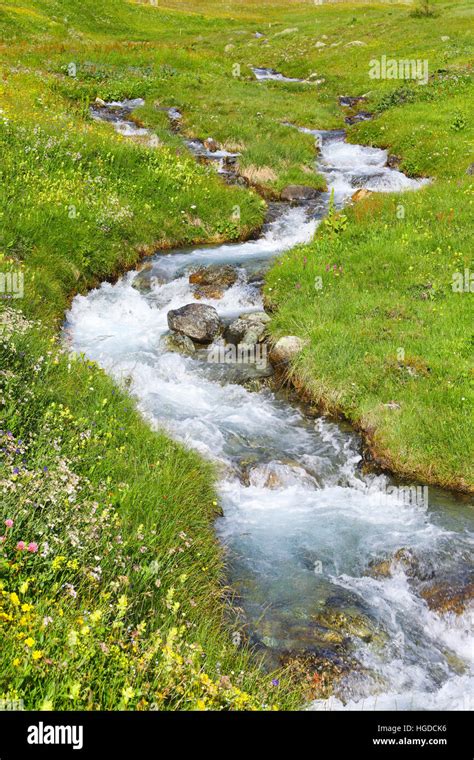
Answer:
(66, 105, 473, 710)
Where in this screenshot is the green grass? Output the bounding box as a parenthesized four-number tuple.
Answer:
(0, 0, 472, 711)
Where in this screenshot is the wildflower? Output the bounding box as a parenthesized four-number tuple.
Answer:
(52, 556, 66, 570)
(9, 592, 20, 606)
(117, 594, 128, 617)
(40, 699, 53, 711)
(121, 686, 135, 703)
(32, 650, 43, 661)
(25, 637, 35, 648)
(42, 616, 53, 627)
(13, 658, 20, 667)
(271, 679, 280, 687)
(21, 603, 32, 612)
(5, 519, 13, 529)
(16, 541, 26, 551)
(69, 683, 81, 700)
(27, 542, 38, 553)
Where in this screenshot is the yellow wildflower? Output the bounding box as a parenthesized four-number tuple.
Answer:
(117, 594, 128, 617)
(121, 686, 135, 703)
(51, 556, 66, 571)
(9, 592, 20, 606)
(69, 683, 81, 700)
(25, 637, 35, 648)
(32, 650, 43, 661)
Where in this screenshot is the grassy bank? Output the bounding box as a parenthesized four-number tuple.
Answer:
(262, 6, 473, 491)
(0, 0, 472, 711)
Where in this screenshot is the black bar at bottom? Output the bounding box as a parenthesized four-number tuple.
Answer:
(0, 710, 470, 758)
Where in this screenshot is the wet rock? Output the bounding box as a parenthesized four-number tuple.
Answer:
(94, 97, 106, 107)
(203, 137, 218, 152)
(387, 154, 401, 169)
(189, 265, 238, 301)
(313, 610, 384, 645)
(420, 579, 474, 615)
(281, 185, 319, 202)
(269, 335, 306, 366)
(247, 267, 267, 286)
(345, 111, 373, 125)
(131, 265, 170, 293)
(189, 264, 237, 289)
(167, 303, 221, 343)
(224, 311, 270, 346)
(246, 461, 319, 490)
(351, 188, 373, 202)
(163, 333, 196, 355)
(339, 95, 367, 108)
(279, 651, 351, 701)
(368, 547, 434, 580)
(193, 286, 226, 300)
(264, 201, 290, 224)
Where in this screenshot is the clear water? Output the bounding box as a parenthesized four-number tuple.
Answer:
(66, 109, 473, 710)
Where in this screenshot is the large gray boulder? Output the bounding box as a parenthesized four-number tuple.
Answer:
(167, 303, 221, 343)
(281, 184, 319, 202)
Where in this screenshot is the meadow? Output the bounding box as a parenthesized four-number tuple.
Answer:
(0, 0, 472, 709)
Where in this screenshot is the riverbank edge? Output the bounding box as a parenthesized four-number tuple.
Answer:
(268, 362, 473, 495)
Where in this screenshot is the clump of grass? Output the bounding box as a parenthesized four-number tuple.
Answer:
(410, 0, 437, 18)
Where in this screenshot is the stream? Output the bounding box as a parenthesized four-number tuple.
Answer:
(65, 99, 473, 710)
